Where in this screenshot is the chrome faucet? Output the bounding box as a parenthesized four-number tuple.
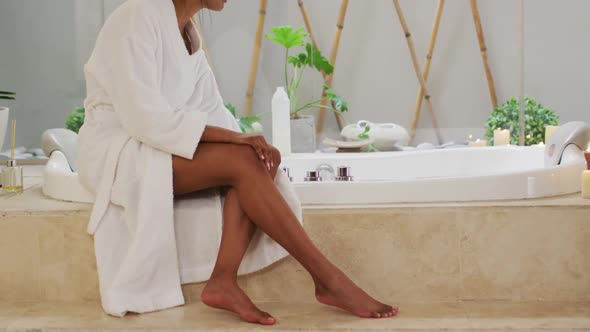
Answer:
(316, 164, 335, 181)
(282, 167, 293, 182)
(545, 121, 590, 167)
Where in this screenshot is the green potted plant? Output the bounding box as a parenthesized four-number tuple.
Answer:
(0, 90, 16, 152)
(266, 26, 348, 152)
(485, 97, 559, 146)
(66, 107, 86, 134)
(225, 103, 266, 134)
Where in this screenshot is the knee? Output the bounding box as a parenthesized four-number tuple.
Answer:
(231, 145, 267, 180)
(271, 146, 282, 166)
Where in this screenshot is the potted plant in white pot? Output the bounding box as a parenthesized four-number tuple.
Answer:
(266, 26, 348, 152)
(0, 90, 16, 152)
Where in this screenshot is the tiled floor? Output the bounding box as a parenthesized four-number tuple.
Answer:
(0, 301, 589, 331)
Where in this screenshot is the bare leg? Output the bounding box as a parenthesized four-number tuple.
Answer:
(200, 187, 276, 325)
(173, 143, 398, 319)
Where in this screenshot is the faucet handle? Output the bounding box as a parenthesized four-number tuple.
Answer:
(304, 170, 322, 182)
(335, 166, 354, 181)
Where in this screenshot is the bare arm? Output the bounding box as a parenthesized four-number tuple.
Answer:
(200, 125, 240, 144)
(198, 126, 278, 171)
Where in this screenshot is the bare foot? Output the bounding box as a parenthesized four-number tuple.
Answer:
(201, 278, 276, 325)
(314, 274, 399, 318)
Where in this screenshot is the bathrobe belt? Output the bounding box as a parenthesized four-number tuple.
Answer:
(86, 109, 132, 235)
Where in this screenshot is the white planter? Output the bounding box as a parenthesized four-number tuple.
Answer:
(341, 120, 410, 151)
(0, 107, 9, 152)
(290, 115, 316, 153)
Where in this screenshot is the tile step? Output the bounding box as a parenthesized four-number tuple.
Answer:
(1, 301, 589, 331)
(2, 205, 590, 303)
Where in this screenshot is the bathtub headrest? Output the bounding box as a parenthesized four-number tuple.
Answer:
(41, 128, 79, 172)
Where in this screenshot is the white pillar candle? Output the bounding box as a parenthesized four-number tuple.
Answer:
(545, 125, 559, 143)
(468, 139, 488, 147)
(493, 129, 511, 146)
(583, 152, 590, 199)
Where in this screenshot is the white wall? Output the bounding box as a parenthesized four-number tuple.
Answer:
(1, 0, 589, 150)
(0, 0, 87, 151)
(524, 0, 590, 124)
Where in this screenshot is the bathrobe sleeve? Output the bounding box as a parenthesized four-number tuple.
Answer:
(92, 11, 208, 160)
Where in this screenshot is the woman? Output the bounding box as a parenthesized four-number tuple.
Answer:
(78, 0, 398, 325)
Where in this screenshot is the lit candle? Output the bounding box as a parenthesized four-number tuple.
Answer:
(493, 129, 511, 146)
(545, 125, 559, 143)
(468, 139, 488, 147)
(583, 150, 590, 199)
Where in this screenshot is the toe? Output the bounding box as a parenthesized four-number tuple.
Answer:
(372, 312, 382, 318)
(259, 317, 276, 325)
(260, 312, 276, 325)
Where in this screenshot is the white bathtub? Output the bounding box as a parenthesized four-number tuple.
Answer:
(42, 145, 586, 205)
(281, 146, 587, 205)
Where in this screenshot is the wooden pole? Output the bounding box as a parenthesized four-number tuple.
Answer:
(244, 0, 268, 116)
(315, 0, 349, 138)
(297, 0, 320, 50)
(409, 0, 445, 143)
(393, 0, 443, 144)
(470, 0, 498, 108)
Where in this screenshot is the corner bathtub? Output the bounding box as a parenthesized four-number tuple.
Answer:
(281, 146, 587, 205)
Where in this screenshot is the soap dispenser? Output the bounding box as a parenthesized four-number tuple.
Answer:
(272, 87, 291, 156)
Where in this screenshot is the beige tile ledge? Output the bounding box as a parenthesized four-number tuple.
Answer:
(0, 301, 589, 331)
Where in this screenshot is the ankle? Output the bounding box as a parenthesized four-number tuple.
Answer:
(313, 270, 347, 292)
(208, 272, 238, 285)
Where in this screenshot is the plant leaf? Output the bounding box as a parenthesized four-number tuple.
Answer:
(265, 26, 307, 49)
(366, 144, 380, 153)
(65, 107, 85, 134)
(225, 103, 237, 118)
(324, 85, 348, 112)
(306, 43, 333, 75)
(358, 126, 370, 139)
(288, 53, 307, 68)
(238, 115, 261, 133)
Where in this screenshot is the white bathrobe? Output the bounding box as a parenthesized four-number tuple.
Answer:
(77, 0, 302, 317)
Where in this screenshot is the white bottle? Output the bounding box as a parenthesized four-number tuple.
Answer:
(272, 87, 292, 156)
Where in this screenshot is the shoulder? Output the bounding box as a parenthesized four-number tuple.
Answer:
(100, 0, 163, 42)
(124, 0, 164, 40)
(86, 0, 165, 72)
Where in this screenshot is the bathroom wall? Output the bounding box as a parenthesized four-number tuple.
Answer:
(524, 0, 590, 125)
(1, 0, 589, 150)
(0, 0, 87, 152)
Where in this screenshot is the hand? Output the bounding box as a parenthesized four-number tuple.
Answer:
(230, 134, 277, 171)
